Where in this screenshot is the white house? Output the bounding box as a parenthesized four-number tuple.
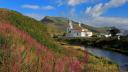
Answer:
(66, 20, 93, 37)
(98, 33, 111, 38)
(104, 34, 111, 37)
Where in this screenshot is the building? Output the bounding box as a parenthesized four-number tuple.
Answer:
(66, 20, 93, 37)
(116, 30, 128, 40)
(117, 30, 128, 36)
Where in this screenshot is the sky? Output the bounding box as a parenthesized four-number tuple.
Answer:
(0, 0, 128, 29)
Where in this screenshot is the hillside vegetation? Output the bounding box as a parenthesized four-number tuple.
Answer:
(0, 9, 60, 53)
(0, 8, 86, 72)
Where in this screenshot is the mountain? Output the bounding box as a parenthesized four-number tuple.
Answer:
(41, 16, 108, 36)
(0, 8, 86, 72)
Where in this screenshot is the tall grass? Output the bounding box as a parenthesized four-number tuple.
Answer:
(0, 20, 85, 72)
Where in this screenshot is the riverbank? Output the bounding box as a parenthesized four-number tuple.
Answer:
(85, 45, 128, 56)
(83, 45, 128, 56)
(84, 47, 128, 72)
(58, 42, 119, 72)
(60, 37, 128, 56)
(102, 47, 128, 56)
(84, 55, 119, 72)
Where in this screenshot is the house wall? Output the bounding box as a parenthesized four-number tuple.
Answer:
(81, 31, 86, 37)
(66, 29, 81, 37)
(71, 30, 81, 37)
(86, 32, 93, 37)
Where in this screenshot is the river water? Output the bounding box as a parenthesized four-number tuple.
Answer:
(82, 47, 128, 72)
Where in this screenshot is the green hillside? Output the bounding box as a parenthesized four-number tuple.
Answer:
(0, 8, 87, 72)
(41, 16, 108, 36)
(0, 8, 64, 53)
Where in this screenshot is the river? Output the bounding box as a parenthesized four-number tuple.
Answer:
(82, 46, 128, 72)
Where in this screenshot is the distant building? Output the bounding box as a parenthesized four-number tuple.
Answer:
(116, 30, 128, 40)
(66, 20, 93, 37)
(117, 30, 128, 36)
(99, 29, 128, 39)
(98, 33, 111, 38)
(104, 34, 112, 37)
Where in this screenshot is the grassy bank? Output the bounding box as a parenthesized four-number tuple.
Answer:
(58, 42, 119, 72)
(84, 55, 119, 72)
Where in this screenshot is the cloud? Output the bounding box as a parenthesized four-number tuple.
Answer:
(25, 13, 44, 20)
(56, 0, 65, 7)
(85, 0, 128, 17)
(22, 4, 40, 9)
(22, 4, 55, 10)
(57, 0, 98, 7)
(94, 17, 128, 25)
(68, 0, 87, 6)
(84, 0, 128, 29)
(105, 0, 128, 8)
(83, 16, 128, 29)
(42, 5, 55, 10)
(85, 3, 104, 17)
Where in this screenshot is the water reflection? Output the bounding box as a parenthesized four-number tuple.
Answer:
(83, 47, 128, 71)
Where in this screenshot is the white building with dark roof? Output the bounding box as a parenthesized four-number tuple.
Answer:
(66, 20, 93, 37)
